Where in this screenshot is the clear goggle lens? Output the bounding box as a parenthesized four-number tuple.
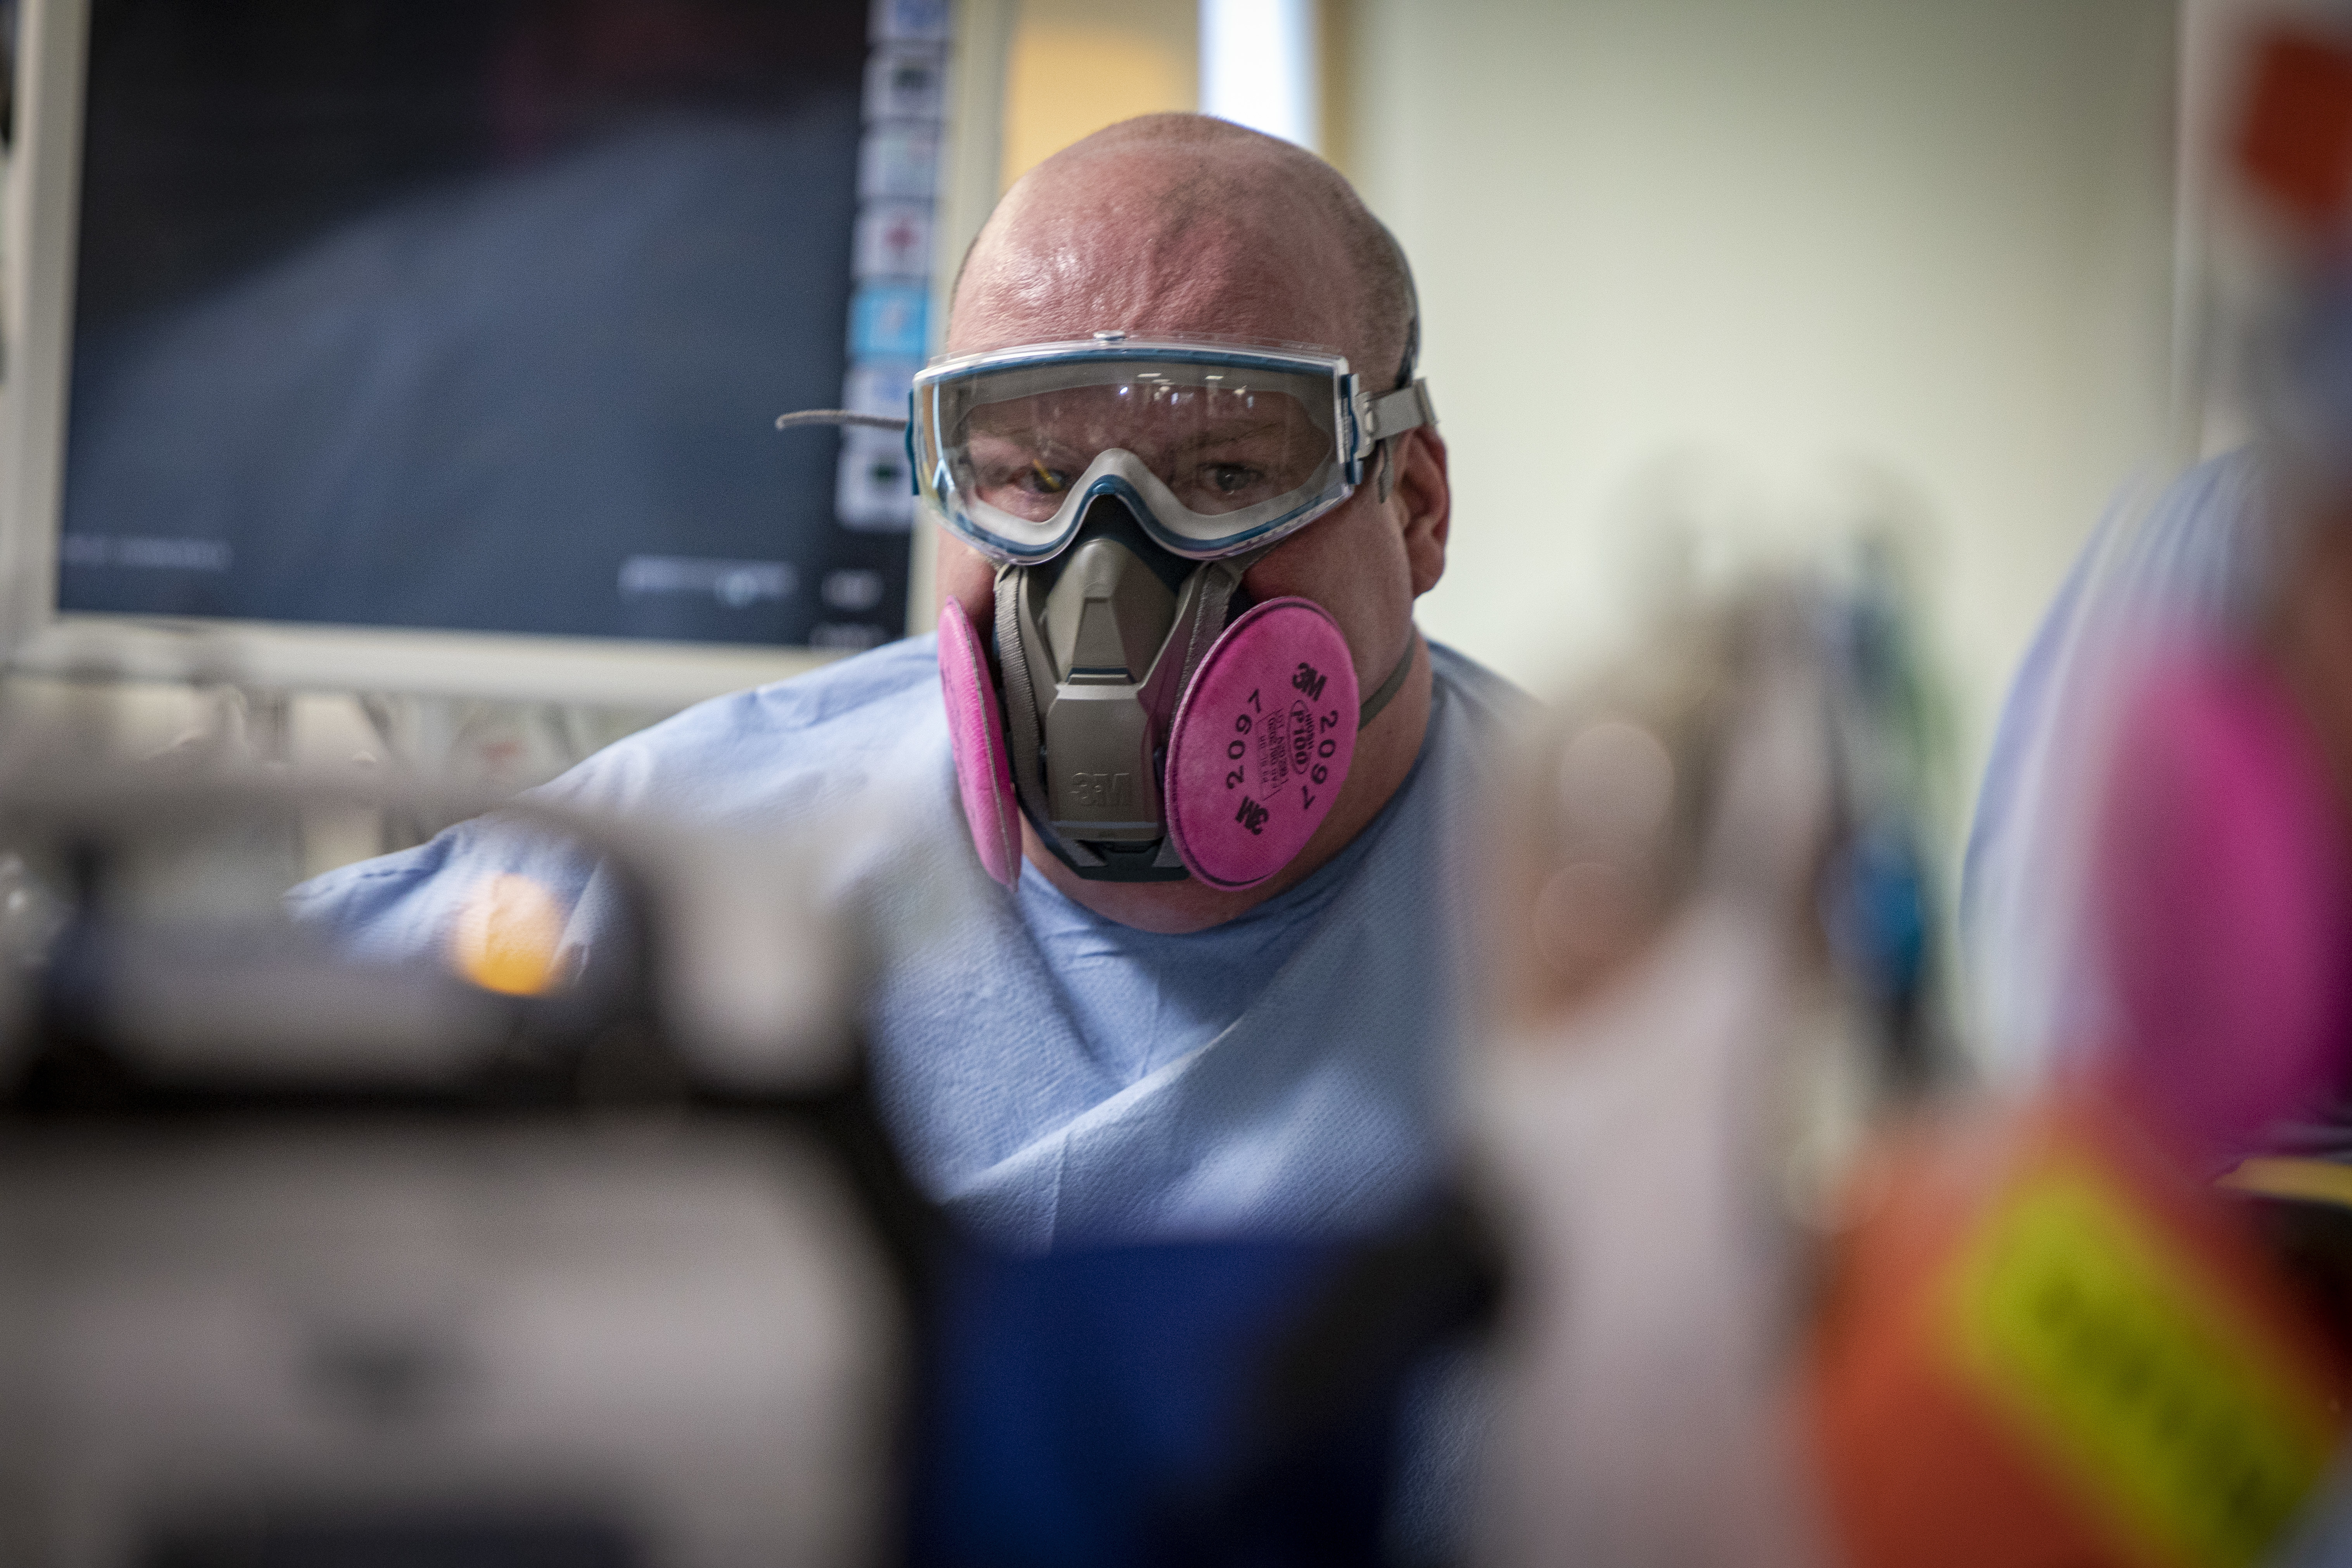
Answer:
(952, 372, 1332, 520)
(915, 354, 1350, 561)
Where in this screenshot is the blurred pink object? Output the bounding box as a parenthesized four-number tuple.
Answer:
(2094, 651, 2352, 1161)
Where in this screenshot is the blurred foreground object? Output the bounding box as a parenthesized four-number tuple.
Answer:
(1471, 572, 1945, 1568)
(2236, 21, 2352, 242)
(1472, 563, 2352, 1568)
(1967, 14, 2352, 1134)
(0, 772, 910, 1567)
(1843, 40, 2352, 1514)
(2089, 653, 2352, 1164)
(1808, 1092, 2349, 1568)
(905, 1211, 1502, 1568)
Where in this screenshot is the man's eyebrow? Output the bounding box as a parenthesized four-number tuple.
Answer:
(967, 433, 1081, 463)
(962, 416, 1071, 446)
(1169, 418, 1295, 449)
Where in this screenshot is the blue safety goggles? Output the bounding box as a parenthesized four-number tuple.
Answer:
(908, 333, 1435, 565)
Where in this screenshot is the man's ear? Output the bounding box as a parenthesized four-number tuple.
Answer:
(1392, 428, 1450, 598)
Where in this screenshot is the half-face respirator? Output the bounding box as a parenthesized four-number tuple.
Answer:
(787, 333, 1435, 891)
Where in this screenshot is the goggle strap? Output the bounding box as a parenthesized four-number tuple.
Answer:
(1359, 635, 1417, 729)
(773, 409, 910, 432)
(1363, 380, 1437, 502)
(1361, 379, 1437, 444)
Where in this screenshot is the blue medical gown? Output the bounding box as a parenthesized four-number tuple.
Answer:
(291, 634, 1532, 1250)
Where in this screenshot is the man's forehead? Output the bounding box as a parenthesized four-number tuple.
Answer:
(949, 274, 1341, 357)
(947, 153, 1357, 361)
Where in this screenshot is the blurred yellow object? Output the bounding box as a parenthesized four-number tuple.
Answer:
(450, 873, 566, 996)
(998, 0, 1196, 191)
(2219, 1156, 2352, 1210)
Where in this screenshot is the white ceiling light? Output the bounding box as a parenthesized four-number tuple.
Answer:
(1200, 0, 1319, 154)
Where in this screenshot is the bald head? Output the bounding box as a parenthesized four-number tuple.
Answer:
(948, 115, 1414, 389)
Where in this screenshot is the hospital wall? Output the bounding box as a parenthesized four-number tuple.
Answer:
(1335, 0, 2183, 852)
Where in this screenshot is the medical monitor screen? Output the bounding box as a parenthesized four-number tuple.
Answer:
(57, 0, 935, 651)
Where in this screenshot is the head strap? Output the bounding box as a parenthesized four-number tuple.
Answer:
(1368, 219, 1432, 503)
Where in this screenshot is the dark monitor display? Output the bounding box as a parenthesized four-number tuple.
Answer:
(54, 0, 935, 653)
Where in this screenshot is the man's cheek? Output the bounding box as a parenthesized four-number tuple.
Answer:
(934, 538, 996, 628)
(1243, 518, 1350, 604)
(1250, 518, 1401, 643)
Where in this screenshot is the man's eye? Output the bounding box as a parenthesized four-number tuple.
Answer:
(1018, 461, 1071, 495)
(1204, 464, 1260, 495)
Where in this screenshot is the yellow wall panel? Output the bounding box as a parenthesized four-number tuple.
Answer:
(999, 0, 1199, 192)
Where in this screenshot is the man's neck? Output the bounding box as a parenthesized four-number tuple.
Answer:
(1021, 633, 1435, 934)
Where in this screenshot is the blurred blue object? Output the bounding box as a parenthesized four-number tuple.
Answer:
(910, 1240, 1379, 1567)
(851, 282, 932, 359)
(1823, 819, 1930, 1011)
(911, 1200, 1501, 1568)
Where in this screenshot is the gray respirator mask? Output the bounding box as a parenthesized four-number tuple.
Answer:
(980, 488, 1418, 886)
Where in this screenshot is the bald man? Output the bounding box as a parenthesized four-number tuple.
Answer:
(296, 116, 1530, 1251)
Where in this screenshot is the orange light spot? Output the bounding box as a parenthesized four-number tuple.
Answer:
(449, 873, 566, 996)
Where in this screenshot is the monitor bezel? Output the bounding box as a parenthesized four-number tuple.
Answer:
(0, 0, 1004, 703)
